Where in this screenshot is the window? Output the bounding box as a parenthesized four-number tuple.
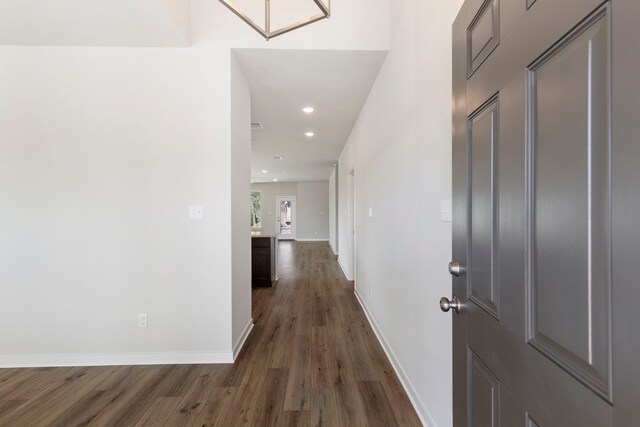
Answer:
(250, 191, 262, 229)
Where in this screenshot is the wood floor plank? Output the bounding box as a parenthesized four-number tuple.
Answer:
(310, 388, 343, 427)
(134, 396, 182, 427)
(188, 387, 237, 427)
(283, 409, 311, 427)
(345, 321, 381, 381)
(0, 367, 73, 402)
(159, 366, 221, 426)
(0, 367, 112, 426)
(0, 242, 421, 426)
(333, 378, 368, 427)
(251, 367, 289, 426)
(80, 366, 164, 426)
(49, 390, 109, 427)
(283, 334, 311, 411)
(310, 326, 331, 389)
(358, 380, 400, 427)
(0, 399, 28, 421)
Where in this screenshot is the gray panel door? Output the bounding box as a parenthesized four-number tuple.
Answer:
(449, 0, 640, 425)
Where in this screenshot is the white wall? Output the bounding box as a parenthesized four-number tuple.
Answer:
(0, 47, 234, 364)
(329, 167, 338, 254)
(0, 0, 191, 47)
(251, 181, 329, 241)
(230, 52, 253, 358)
(0, 0, 390, 366)
(337, 0, 464, 425)
(296, 181, 330, 240)
(251, 182, 298, 236)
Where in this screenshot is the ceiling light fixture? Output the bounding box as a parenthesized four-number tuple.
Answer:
(273, 178, 278, 182)
(303, 107, 315, 114)
(305, 132, 315, 137)
(219, 0, 330, 41)
(262, 170, 268, 173)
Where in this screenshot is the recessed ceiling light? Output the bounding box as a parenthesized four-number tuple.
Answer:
(303, 107, 314, 114)
(261, 170, 267, 173)
(305, 132, 315, 137)
(273, 178, 278, 182)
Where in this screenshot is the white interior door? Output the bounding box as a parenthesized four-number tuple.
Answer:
(276, 196, 296, 240)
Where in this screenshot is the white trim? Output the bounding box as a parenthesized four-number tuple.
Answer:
(233, 319, 254, 361)
(354, 289, 438, 427)
(0, 351, 234, 368)
(295, 238, 329, 242)
(329, 241, 338, 255)
(350, 169, 357, 283)
(337, 256, 353, 281)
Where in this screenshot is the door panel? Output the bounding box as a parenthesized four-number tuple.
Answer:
(468, 0, 500, 75)
(451, 0, 636, 425)
(499, 387, 527, 427)
(527, 417, 540, 427)
(466, 0, 604, 114)
(469, 98, 499, 318)
(469, 350, 500, 427)
(527, 8, 611, 400)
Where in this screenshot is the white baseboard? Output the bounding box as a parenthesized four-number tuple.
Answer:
(295, 238, 329, 242)
(233, 319, 254, 361)
(354, 290, 437, 427)
(1, 319, 254, 369)
(337, 256, 353, 281)
(329, 241, 338, 255)
(0, 351, 234, 368)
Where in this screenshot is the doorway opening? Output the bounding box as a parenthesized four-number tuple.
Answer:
(276, 196, 296, 240)
(348, 169, 356, 283)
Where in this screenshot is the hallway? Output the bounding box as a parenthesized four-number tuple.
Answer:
(0, 242, 421, 426)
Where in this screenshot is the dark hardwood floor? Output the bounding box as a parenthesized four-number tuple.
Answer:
(0, 241, 422, 426)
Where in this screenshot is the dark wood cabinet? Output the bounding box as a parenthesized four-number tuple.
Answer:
(251, 235, 278, 287)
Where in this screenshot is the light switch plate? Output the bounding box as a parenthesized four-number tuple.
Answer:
(441, 199, 452, 222)
(138, 313, 148, 328)
(368, 207, 373, 218)
(189, 205, 204, 220)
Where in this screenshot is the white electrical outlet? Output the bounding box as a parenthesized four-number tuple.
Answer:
(138, 313, 148, 328)
(189, 205, 204, 220)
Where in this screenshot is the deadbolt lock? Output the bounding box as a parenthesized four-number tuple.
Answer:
(448, 260, 466, 277)
(440, 296, 461, 313)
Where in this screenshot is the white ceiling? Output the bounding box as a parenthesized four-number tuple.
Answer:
(235, 49, 387, 183)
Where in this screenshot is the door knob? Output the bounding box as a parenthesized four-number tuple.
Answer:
(440, 296, 461, 313)
(448, 260, 465, 277)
